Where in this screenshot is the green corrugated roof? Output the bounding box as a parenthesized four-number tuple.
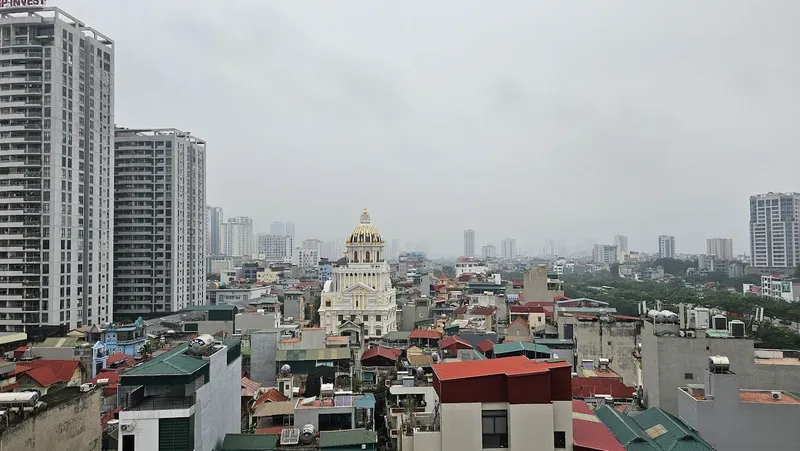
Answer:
(121, 343, 207, 379)
(381, 331, 411, 341)
(220, 433, 278, 450)
(276, 347, 351, 362)
(41, 337, 82, 347)
(319, 429, 377, 448)
(492, 341, 552, 356)
(595, 406, 715, 451)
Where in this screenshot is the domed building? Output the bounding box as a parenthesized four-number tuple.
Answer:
(319, 209, 397, 338)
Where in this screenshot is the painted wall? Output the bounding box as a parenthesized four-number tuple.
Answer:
(195, 347, 241, 451)
(251, 330, 280, 386)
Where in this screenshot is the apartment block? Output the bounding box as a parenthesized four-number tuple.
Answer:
(592, 244, 617, 264)
(658, 235, 675, 259)
(221, 216, 253, 257)
(0, 7, 113, 331)
(749, 192, 800, 268)
(256, 232, 292, 262)
(501, 238, 516, 260)
(114, 128, 206, 316)
(205, 205, 222, 256)
(463, 229, 475, 258)
(706, 237, 733, 261)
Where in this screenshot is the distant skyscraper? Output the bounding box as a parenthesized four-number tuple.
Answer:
(257, 233, 293, 262)
(463, 229, 476, 257)
(206, 206, 223, 256)
(593, 244, 618, 264)
(0, 7, 115, 330)
(269, 221, 285, 235)
(614, 235, 629, 261)
(544, 239, 557, 257)
(501, 238, 517, 260)
(286, 222, 295, 239)
(658, 235, 676, 259)
(706, 238, 733, 261)
(302, 239, 322, 254)
(322, 240, 342, 260)
(481, 244, 497, 259)
(389, 239, 400, 260)
(749, 192, 800, 268)
(115, 128, 206, 315)
(222, 217, 254, 256)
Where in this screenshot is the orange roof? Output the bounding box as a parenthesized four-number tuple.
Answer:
(510, 316, 530, 329)
(256, 426, 290, 435)
(572, 400, 625, 451)
(360, 346, 402, 362)
(14, 360, 79, 387)
(433, 355, 570, 381)
(476, 339, 494, 353)
(409, 329, 442, 340)
(90, 371, 120, 387)
(253, 388, 289, 408)
(106, 353, 131, 365)
(740, 391, 800, 404)
(241, 376, 262, 398)
(438, 335, 472, 350)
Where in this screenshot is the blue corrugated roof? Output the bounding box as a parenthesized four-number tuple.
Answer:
(354, 392, 375, 409)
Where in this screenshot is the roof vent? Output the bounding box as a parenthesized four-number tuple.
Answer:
(771, 391, 781, 400)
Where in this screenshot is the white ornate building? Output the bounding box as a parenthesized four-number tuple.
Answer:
(319, 209, 397, 338)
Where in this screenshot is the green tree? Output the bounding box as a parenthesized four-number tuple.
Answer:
(441, 266, 456, 278)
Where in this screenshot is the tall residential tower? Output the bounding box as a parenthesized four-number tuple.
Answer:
(114, 128, 206, 316)
(0, 7, 114, 331)
(463, 229, 475, 258)
(658, 235, 676, 259)
(706, 238, 733, 261)
(749, 192, 800, 268)
(205, 205, 223, 256)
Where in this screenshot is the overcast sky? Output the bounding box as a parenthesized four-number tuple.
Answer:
(59, 0, 799, 256)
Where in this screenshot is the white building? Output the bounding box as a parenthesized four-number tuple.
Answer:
(206, 206, 223, 256)
(614, 235, 628, 261)
(500, 238, 517, 260)
(118, 338, 242, 451)
(658, 235, 676, 259)
(706, 238, 733, 261)
(319, 209, 397, 338)
(256, 233, 293, 262)
(0, 7, 114, 331)
(750, 192, 800, 268)
(322, 240, 342, 260)
(463, 229, 475, 258)
(480, 244, 496, 259)
(760, 274, 800, 303)
(298, 248, 319, 268)
(592, 244, 618, 264)
(269, 221, 285, 235)
(454, 258, 488, 277)
(114, 128, 206, 315)
(221, 216, 254, 257)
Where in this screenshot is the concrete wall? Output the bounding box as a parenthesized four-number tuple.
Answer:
(677, 372, 800, 451)
(236, 313, 279, 332)
(642, 322, 800, 415)
(284, 297, 303, 321)
(0, 390, 102, 451)
(196, 348, 241, 451)
(293, 406, 353, 430)
(250, 330, 279, 386)
(572, 320, 639, 386)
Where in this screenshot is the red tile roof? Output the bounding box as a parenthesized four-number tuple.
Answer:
(360, 346, 402, 362)
(572, 377, 635, 399)
(554, 295, 571, 301)
(476, 339, 494, 353)
(438, 335, 473, 350)
(469, 306, 495, 316)
(105, 353, 131, 365)
(90, 371, 120, 387)
(256, 426, 290, 435)
(509, 316, 530, 329)
(14, 360, 79, 387)
(572, 400, 625, 451)
(409, 329, 443, 340)
(253, 388, 289, 408)
(453, 305, 468, 315)
(241, 376, 262, 398)
(433, 355, 570, 381)
(511, 305, 545, 314)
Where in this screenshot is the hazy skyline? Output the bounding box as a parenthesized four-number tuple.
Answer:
(59, 0, 799, 254)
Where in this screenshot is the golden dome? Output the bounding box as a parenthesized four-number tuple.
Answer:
(346, 208, 383, 245)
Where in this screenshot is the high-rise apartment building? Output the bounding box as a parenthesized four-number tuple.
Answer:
(285, 221, 295, 239)
(501, 238, 517, 260)
(706, 238, 733, 261)
(301, 238, 322, 254)
(221, 216, 253, 257)
(750, 192, 800, 268)
(481, 244, 496, 259)
(114, 128, 206, 316)
(592, 244, 618, 264)
(205, 205, 223, 256)
(322, 240, 341, 260)
(256, 233, 292, 262)
(269, 221, 285, 235)
(613, 234, 628, 261)
(0, 7, 114, 331)
(463, 229, 475, 258)
(658, 235, 676, 259)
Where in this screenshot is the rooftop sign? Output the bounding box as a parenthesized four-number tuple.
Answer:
(0, 0, 46, 7)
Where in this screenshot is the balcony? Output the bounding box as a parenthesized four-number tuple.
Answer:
(126, 394, 196, 411)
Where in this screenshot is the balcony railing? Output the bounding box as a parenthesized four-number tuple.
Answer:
(126, 395, 196, 411)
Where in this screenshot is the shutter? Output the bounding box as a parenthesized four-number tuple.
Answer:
(158, 415, 194, 451)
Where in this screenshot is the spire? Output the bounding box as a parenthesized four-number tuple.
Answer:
(360, 208, 371, 224)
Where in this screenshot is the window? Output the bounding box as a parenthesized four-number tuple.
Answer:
(121, 435, 135, 451)
(376, 315, 381, 321)
(684, 373, 694, 380)
(482, 410, 508, 448)
(363, 315, 368, 322)
(554, 431, 566, 449)
(338, 315, 344, 322)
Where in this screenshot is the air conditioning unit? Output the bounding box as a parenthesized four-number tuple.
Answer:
(687, 331, 696, 338)
(120, 422, 135, 432)
(771, 391, 781, 400)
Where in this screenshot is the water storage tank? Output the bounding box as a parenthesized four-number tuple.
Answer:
(188, 334, 216, 355)
(661, 310, 678, 324)
(299, 424, 316, 445)
(0, 392, 39, 407)
(708, 355, 730, 373)
(693, 308, 711, 329)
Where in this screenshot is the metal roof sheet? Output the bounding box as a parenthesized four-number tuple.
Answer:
(276, 347, 351, 362)
(492, 341, 553, 356)
(121, 343, 207, 378)
(318, 429, 377, 448)
(252, 400, 297, 417)
(354, 393, 375, 409)
(595, 406, 714, 451)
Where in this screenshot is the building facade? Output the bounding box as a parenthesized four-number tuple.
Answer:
(706, 237, 733, 261)
(297, 248, 319, 268)
(114, 128, 205, 316)
(480, 244, 496, 259)
(319, 209, 397, 338)
(269, 221, 284, 235)
(256, 233, 292, 262)
(658, 235, 675, 259)
(206, 205, 223, 256)
(221, 216, 253, 257)
(463, 229, 475, 258)
(749, 192, 800, 268)
(613, 235, 628, 261)
(501, 238, 516, 260)
(592, 244, 618, 264)
(0, 7, 114, 331)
